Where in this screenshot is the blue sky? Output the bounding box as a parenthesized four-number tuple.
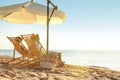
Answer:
(0, 0, 120, 50)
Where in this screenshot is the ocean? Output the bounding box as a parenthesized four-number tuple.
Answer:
(0, 49, 120, 71)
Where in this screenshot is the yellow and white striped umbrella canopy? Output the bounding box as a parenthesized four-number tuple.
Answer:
(0, 2, 66, 25)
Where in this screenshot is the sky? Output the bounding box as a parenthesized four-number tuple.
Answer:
(0, 0, 120, 50)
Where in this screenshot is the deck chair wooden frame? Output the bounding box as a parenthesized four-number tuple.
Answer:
(7, 36, 40, 68)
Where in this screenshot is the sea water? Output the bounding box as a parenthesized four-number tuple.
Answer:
(1, 49, 120, 71)
(0, 49, 21, 57)
(59, 50, 120, 71)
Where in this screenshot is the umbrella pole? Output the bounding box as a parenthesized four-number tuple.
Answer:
(31, 0, 33, 2)
(13, 48, 15, 60)
(46, 0, 49, 55)
(46, 0, 58, 55)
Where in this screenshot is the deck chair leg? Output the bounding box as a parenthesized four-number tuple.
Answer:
(13, 48, 16, 60)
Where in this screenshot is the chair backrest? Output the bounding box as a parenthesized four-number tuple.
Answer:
(7, 36, 30, 58)
(21, 34, 47, 59)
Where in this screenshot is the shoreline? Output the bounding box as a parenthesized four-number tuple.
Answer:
(0, 56, 120, 80)
(1, 50, 120, 71)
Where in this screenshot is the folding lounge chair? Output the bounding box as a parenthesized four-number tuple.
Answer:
(7, 36, 40, 68)
(7, 36, 28, 67)
(21, 34, 47, 61)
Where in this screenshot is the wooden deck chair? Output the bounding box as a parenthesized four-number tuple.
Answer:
(7, 36, 41, 68)
(7, 36, 30, 67)
(21, 34, 47, 61)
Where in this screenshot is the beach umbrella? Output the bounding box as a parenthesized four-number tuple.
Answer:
(0, 0, 66, 54)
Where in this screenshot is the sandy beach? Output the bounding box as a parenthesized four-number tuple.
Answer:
(0, 0, 120, 80)
(0, 56, 120, 80)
